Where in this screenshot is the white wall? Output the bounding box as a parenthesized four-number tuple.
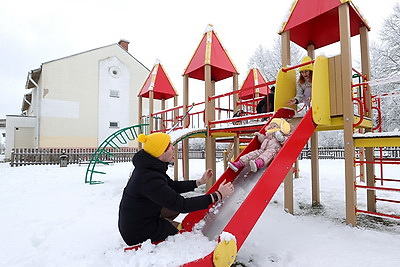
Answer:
(5, 115, 37, 160)
(0, 127, 5, 154)
(98, 57, 130, 146)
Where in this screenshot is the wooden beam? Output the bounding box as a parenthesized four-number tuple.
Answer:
(339, 3, 357, 226)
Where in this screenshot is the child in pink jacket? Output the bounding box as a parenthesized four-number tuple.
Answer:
(228, 118, 292, 172)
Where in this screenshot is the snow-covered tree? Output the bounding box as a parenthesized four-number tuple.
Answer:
(247, 37, 304, 81)
(370, 3, 400, 132)
(318, 130, 344, 147)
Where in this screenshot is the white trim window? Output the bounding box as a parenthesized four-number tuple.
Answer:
(109, 89, 120, 98)
(109, 121, 119, 128)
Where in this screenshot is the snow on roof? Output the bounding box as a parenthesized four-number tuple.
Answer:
(204, 24, 214, 33)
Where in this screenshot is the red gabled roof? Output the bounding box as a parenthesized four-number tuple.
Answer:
(183, 25, 238, 82)
(138, 61, 177, 100)
(280, 0, 370, 49)
(239, 68, 270, 100)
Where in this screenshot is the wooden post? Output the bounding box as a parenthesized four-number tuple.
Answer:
(149, 90, 154, 133)
(233, 73, 240, 159)
(183, 75, 189, 180)
(339, 3, 357, 226)
(173, 95, 179, 181)
(138, 96, 143, 150)
(161, 99, 166, 131)
(281, 30, 294, 214)
(307, 45, 320, 206)
(311, 132, 320, 205)
(205, 64, 216, 190)
(254, 69, 260, 113)
(360, 26, 376, 212)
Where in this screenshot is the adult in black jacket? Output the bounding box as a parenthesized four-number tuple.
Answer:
(256, 86, 275, 114)
(118, 132, 234, 246)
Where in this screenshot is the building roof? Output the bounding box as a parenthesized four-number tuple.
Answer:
(183, 25, 238, 82)
(279, 0, 370, 49)
(138, 61, 177, 100)
(239, 68, 270, 100)
(24, 41, 149, 90)
(25, 68, 41, 90)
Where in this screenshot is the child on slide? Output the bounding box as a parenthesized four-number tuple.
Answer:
(228, 118, 292, 173)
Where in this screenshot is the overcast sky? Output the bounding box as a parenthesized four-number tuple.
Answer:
(1, 0, 399, 118)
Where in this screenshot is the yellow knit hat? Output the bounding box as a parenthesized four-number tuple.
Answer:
(137, 133, 171, 158)
(269, 118, 291, 135)
(299, 56, 313, 72)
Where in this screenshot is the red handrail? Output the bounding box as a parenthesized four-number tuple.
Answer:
(152, 105, 184, 116)
(355, 184, 400, 192)
(282, 60, 315, 73)
(208, 81, 275, 102)
(352, 68, 368, 80)
(356, 209, 400, 220)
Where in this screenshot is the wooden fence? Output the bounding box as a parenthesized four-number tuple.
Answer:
(177, 149, 225, 159)
(10, 147, 138, 167)
(9, 146, 400, 166)
(299, 147, 345, 159)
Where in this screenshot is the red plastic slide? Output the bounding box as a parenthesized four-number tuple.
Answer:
(182, 108, 317, 266)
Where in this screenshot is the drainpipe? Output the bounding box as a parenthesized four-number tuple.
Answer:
(28, 71, 40, 148)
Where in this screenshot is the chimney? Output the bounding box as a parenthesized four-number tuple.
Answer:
(118, 39, 130, 51)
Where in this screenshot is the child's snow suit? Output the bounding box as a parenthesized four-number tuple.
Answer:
(238, 129, 290, 169)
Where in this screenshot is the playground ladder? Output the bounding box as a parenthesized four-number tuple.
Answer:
(85, 124, 148, 184)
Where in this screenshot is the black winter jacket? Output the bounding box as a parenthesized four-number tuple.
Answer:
(118, 150, 212, 246)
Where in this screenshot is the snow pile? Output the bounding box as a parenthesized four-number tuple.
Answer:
(1, 159, 400, 266)
(219, 231, 236, 243)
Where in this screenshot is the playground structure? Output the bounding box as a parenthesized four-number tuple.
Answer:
(86, 0, 400, 266)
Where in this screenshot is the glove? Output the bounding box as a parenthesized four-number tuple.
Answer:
(254, 132, 263, 137)
(275, 130, 284, 142)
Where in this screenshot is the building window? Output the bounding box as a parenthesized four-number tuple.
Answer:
(109, 121, 119, 128)
(109, 89, 120, 98)
(109, 66, 121, 78)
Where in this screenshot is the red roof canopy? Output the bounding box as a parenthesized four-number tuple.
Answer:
(183, 25, 238, 82)
(239, 68, 270, 100)
(138, 62, 177, 100)
(280, 0, 370, 49)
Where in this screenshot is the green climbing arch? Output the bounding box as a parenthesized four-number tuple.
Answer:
(85, 124, 148, 184)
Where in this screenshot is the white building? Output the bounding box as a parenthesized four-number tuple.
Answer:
(0, 119, 5, 156)
(5, 40, 155, 160)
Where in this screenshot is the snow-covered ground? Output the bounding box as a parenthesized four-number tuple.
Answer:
(1, 159, 400, 267)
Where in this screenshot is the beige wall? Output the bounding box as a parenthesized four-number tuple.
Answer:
(5, 115, 37, 159)
(36, 44, 152, 148)
(14, 127, 35, 148)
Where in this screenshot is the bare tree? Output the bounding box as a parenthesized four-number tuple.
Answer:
(247, 37, 305, 81)
(370, 3, 400, 131)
